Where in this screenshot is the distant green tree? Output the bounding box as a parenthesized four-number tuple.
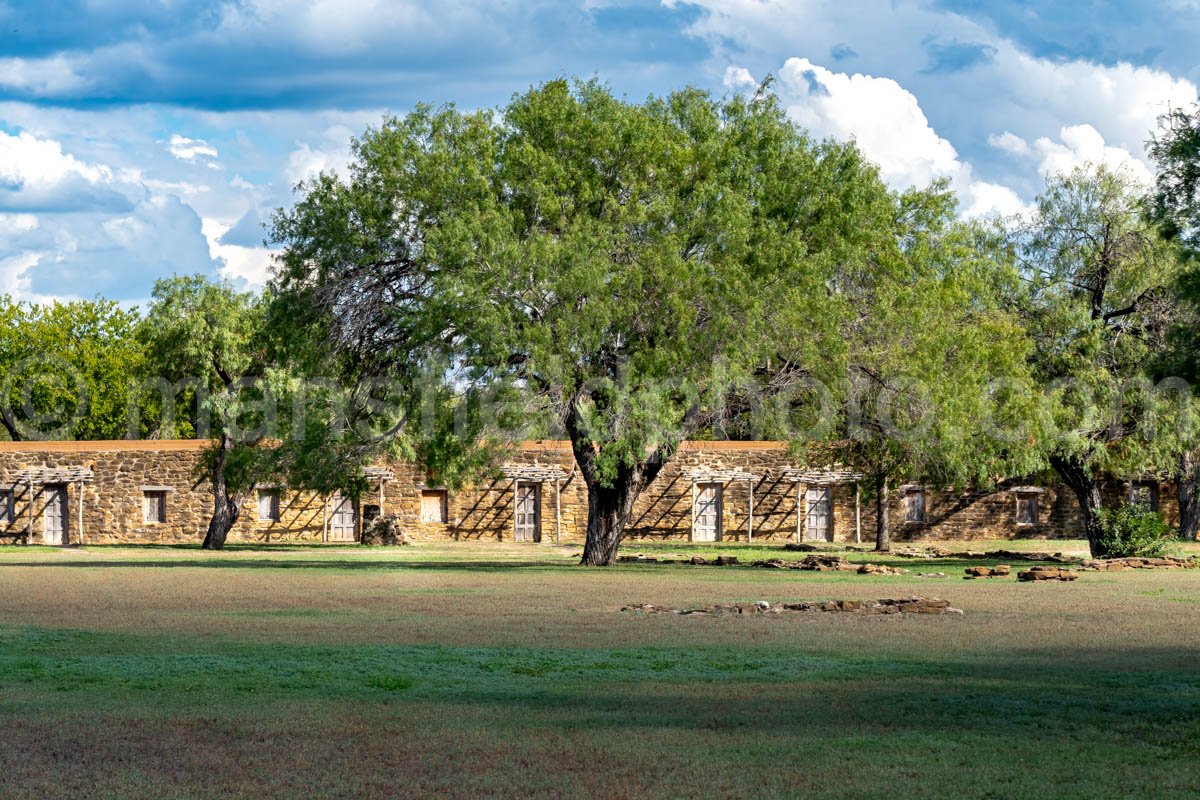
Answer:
(273, 79, 918, 565)
(1012, 165, 1188, 555)
(0, 296, 143, 441)
(138, 275, 271, 549)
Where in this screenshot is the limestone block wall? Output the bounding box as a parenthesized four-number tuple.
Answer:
(0, 439, 1182, 546)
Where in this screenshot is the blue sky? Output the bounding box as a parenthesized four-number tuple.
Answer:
(0, 0, 1197, 303)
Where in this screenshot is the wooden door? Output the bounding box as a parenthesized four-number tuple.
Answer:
(514, 482, 540, 542)
(693, 483, 722, 542)
(43, 485, 68, 546)
(329, 495, 357, 542)
(804, 486, 832, 542)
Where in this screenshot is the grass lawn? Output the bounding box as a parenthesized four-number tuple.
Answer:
(1, 540, 1199, 799)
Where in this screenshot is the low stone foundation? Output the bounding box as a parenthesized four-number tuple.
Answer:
(622, 597, 963, 615)
(1081, 556, 1200, 570)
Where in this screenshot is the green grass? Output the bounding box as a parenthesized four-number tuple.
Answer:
(1, 541, 1198, 798)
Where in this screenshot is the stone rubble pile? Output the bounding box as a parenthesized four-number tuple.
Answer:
(751, 555, 859, 571)
(622, 597, 963, 616)
(359, 514, 412, 546)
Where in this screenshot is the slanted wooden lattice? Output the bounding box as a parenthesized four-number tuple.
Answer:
(500, 465, 570, 482)
(362, 467, 395, 482)
(11, 466, 95, 484)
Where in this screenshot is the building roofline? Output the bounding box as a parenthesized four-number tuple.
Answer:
(0, 438, 794, 454)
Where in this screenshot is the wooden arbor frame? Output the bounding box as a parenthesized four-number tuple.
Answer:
(500, 464, 570, 543)
(681, 468, 758, 542)
(781, 468, 864, 544)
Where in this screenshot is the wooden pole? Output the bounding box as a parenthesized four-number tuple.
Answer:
(796, 484, 804, 543)
(554, 479, 562, 544)
(854, 482, 862, 544)
(512, 478, 519, 541)
(747, 478, 754, 543)
(322, 494, 329, 543)
(27, 475, 33, 543)
(77, 481, 84, 546)
(690, 481, 697, 542)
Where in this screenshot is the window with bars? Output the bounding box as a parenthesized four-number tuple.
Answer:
(904, 489, 926, 523)
(1128, 482, 1159, 511)
(1015, 492, 1039, 526)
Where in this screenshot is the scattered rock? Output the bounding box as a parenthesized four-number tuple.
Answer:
(964, 564, 1011, 579)
(1017, 566, 1078, 582)
(690, 556, 708, 565)
(617, 554, 658, 563)
(857, 563, 907, 575)
(916, 572, 947, 578)
(622, 596, 963, 616)
(715, 555, 739, 566)
(783, 543, 820, 552)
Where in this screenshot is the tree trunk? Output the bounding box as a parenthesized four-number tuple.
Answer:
(579, 479, 641, 566)
(1049, 453, 1103, 556)
(202, 435, 241, 550)
(1177, 450, 1200, 541)
(563, 392, 688, 565)
(874, 473, 890, 552)
(0, 406, 22, 441)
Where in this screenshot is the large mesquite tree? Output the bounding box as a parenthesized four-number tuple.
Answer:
(273, 80, 913, 565)
(1013, 165, 1187, 555)
(1149, 104, 1200, 539)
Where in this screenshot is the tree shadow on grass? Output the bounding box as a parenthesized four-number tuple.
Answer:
(0, 558, 567, 571)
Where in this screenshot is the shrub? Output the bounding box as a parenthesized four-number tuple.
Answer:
(1094, 503, 1175, 558)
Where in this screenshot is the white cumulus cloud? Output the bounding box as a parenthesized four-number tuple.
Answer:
(167, 134, 219, 162)
(770, 58, 1027, 217)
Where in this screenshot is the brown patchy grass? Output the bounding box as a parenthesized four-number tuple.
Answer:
(1, 541, 1199, 799)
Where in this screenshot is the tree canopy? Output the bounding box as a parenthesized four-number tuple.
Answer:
(271, 79, 1041, 563)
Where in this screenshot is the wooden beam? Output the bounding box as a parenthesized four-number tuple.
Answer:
(512, 478, 519, 542)
(322, 494, 328, 543)
(77, 480, 84, 546)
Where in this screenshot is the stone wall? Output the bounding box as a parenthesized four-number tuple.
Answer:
(0, 439, 1179, 545)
